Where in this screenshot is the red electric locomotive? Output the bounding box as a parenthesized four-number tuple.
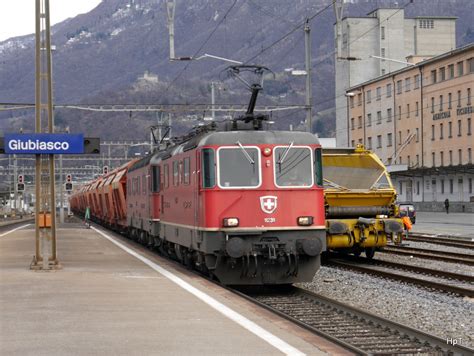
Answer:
(71, 69, 326, 285)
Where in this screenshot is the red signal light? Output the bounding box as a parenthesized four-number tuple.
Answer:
(18, 175, 24, 184)
(66, 174, 72, 182)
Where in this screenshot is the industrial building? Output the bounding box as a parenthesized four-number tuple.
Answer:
(346, 44, 473, 211)
(335, 7, 457, 147)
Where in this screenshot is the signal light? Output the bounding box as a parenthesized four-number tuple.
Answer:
(65, 182, 73, 191)
(103, 166, 109, 175)
(18, 174, 24, 184)
(66, 174, 72, 183)
(17, 183, 25, 192)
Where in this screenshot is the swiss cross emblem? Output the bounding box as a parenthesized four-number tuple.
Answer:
(260, 196, 277, 214)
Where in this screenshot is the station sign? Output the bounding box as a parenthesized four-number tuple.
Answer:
(4, 133, 84, 154)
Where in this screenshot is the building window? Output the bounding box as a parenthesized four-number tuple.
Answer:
(439, 67, 445, 81)
(381, 69, 386, 75)
(414, 74, 420, 89)
(386, 83, 392, 97)
(351, 140, 355, 147)
(458, 149, 462, 165)
(377, 111, 382, 124)
(399, 182, 403, 195)
(358, 116, 362, 129)
(377, 135, 382, 148)
(381, 48, 385, 59)
(431, 125, 435, 140)
(416, 154, 419, 166)
(448, 64, 454, 79)
(351, 117, 355, 130)
(407, 155, 411, 167)
(358, 138, 363, 144)
(431, 70, 437, 84)
(350, 96, 354, 108)
(376, 87, 381, 100)
(469, 148, 472, 164)
(448, 92, 452, 109)
(457, 61, 464, 76)
(381, 26, 385, 40)
(416, 181, 420, 195)
(457, 90, 462, 107)
(449, 150, 452, 165)
(398, 105, 402, 120)
(468, 58, 474, 73)
(458, 120, 462, 136)
(415, 101, 419, 117)
(406, 104, 410, 118)
(399, 157, 402, 164)
(431, 97, 435, 113)
(405, 78, 411, 91)
(416, 128, 420, 142)
(398, 130, 402, 144)
(367, 114, 371, 126)
(449, 179, 454, 194)
(358, 93, 362, 106)
(448, 121, 452, 138)
(468, 118, 472, 136)
(440, 151, 444, 166)
(387, 108, 392, 122)
(397, 80, 402, 94)
(367, 137, 372, 149)
(469, 178, 473, 194)
(432, 152, 435, 166)
(441, 179, 445, 194)
(387, 133, 392, 147)
(439, 95, 443, 111)
(440, 123, 444, 139)
(367, 90, 371, 103)
(468, 88, 472, 105)
(419, 19, 434, 28)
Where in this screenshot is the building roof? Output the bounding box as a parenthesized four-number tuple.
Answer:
(347, 43, 474, 92)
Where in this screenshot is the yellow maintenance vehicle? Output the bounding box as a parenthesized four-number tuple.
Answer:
(322, 145, 404, 259)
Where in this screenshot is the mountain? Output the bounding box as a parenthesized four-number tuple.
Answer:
(1, 0, 473, 139)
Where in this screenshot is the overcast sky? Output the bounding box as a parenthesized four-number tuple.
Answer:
(0, 0, 102, 42)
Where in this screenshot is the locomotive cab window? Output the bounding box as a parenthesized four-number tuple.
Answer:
(202, 149, 216, 188)
(274, 146, 313, 187)
(218, 146, 261, 188)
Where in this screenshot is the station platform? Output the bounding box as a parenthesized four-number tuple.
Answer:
(411, 212, 474, 238)
(0, 222, 345, 355)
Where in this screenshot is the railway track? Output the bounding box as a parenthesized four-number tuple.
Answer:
(0, 218, 35, 232)
(326, 258, 474, 297)
(234, 286, 473, 355)
(382, 245, 474, 266)
(407, 233, 474, 250)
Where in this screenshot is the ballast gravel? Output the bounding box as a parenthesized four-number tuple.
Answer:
(402, 240, 474, 256)
(300, 266, 474, 346)
(376, 251, 474, 276)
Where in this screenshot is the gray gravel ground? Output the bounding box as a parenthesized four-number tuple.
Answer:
(403, 240, 474, 256)
(300, 266, 474, 347)
(375, 251, 474, 276)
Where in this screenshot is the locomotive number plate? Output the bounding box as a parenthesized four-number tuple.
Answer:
(264, 217, 276, 223)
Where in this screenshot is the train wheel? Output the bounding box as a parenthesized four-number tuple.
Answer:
(365, 247, 375, 259)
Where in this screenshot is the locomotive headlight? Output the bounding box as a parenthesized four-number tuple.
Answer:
(263, 147, 272, 157)
(223, 217, 239, 227)
(297, 216, 314, 226)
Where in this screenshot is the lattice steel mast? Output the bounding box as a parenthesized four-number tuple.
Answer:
(31, 0, 58, 270)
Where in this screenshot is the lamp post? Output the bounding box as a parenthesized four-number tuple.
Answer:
(345, 92, 355, 147)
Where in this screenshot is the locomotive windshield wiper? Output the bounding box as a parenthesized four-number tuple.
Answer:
(277, 141, 294, 165)
(235, 141, 255, 164)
